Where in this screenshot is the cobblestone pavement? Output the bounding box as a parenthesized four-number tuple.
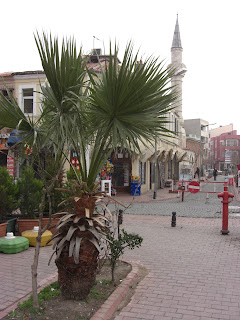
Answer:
(110, 177, 240, 219)
(115, 214, 240, 320)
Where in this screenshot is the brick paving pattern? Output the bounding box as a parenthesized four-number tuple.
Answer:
(0, 246, 57, 316)
(115, 215, 240, 320)
(0, 176, 240, 319)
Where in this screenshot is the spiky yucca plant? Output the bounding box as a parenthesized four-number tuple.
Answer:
(48, 181, 112, 299)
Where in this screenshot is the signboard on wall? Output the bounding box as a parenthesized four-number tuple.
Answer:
(7, 156, 14, 177)
(225, 149, 231, 163)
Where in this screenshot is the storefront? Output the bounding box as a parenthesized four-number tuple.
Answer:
(111, 150, 132, 193)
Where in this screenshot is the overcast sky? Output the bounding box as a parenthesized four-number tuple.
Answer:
(1, 0, 239, 133)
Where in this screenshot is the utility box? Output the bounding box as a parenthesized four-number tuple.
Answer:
(130, 182, 141, 196)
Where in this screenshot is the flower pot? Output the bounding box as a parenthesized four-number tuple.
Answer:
(0, 222, 8, 237)
(6, 218, 18, 234)
(0, 218, 18, 234)
(17, 217, 60, 235)
(17, 219, 39, 235)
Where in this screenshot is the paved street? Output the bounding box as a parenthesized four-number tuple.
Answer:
(112, 177, 240, 219)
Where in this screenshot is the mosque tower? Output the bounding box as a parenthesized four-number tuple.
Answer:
(170, 14, 187, 147)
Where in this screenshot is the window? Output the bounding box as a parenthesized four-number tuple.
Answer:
(226, 139, 238, 147)
(19, 85, 36, 115)
(168, 112, 174, 132)
(175, 118, 178, 135)
(139, 161, 146, 184)
(221, 140, 225, 146)
(1, 89, 13, 101)
(23, 88, 33, 113)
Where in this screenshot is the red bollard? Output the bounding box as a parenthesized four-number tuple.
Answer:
(178, 185, 185, 202)
(218, 182, 234, 234)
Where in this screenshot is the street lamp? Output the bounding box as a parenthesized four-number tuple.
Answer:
(93, 36, 105, 55)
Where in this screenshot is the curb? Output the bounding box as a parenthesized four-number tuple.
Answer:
(0, 262, 142, 320)
(0, 273, 58, 319)
(90, 261, 143, 320)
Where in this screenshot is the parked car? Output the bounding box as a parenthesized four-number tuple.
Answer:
(217, 170, 223, 175)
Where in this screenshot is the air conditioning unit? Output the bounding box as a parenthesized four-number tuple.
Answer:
(91, 48, 102, 55)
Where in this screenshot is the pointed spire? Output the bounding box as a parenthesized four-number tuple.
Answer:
(172, 14, 182, 48)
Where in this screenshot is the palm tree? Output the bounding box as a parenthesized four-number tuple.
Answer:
(0, 33, 177, 300)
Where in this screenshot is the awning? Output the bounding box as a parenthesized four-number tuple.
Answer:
(7, 129, 22, 145)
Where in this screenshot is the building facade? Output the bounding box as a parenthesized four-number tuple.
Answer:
(0, 71, 46, 177)
(210, 129, 240, 173)
(184, 118, 211, 175)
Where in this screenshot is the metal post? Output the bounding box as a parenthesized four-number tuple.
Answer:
(171, 212, 176, 227)
(153, 134, 157, 199)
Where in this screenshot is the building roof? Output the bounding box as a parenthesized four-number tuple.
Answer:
(172, 14, 182, 48)
(0, 72, 13, 77)
(86, 59, 111, 74)
(0, 71, 45, 77)
(12, 70, 45, 76)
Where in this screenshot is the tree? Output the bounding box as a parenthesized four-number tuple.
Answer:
(0, 33, 177, 302)
(17, 167, 44, 218)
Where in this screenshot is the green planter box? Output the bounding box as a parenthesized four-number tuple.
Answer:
(0, 218, 18, 234)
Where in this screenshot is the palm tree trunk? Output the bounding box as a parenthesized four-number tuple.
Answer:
(56, 238, 99, 299)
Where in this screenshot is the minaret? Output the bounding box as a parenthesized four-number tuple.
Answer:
(170, 14, 187, 125)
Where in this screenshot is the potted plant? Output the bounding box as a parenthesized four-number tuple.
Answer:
(0, 166, 19, 236)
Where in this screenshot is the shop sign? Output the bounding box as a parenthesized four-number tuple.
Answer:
(0, 138, 9, 150)
(7, 156, 14, 177)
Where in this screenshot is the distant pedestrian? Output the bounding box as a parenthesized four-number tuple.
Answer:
(194, 167, 200, 181)
(213, 168, 218, 181)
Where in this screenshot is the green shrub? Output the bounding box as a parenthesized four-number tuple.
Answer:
(17, 167, 44, 218)
(107, 229, 143, 282)
(0, 166, 18, 219)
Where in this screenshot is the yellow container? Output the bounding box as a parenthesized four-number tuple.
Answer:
(132, 176, 140, 181)
(22, 226, 52, 247)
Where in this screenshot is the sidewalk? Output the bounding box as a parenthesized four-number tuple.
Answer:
(114, 215, 240, 320)
(113, 187, 178, 204)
